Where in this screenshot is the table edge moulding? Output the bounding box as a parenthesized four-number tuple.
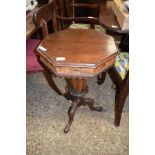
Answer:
(36, 29, 118, 78)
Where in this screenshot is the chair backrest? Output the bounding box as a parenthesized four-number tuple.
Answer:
(55, 0, 66, 17)
(33, 0, 61, 38)
(65, 0, 100, 18)
(33, 0, 101, 34)
(54, 0, 100, 29)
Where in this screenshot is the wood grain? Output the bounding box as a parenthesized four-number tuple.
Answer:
(36, 29, 118, 77)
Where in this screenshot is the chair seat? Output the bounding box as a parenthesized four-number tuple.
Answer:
(115, 52, 129, 79)
(69, 23, 90, 29)
(26, 39, 43, 72)
(69, 23, 106, 33)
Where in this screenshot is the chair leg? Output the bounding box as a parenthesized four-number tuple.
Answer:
(114, 82, 128, 126)
(97, 72, 106, 85)
(90, 24, 95, 29)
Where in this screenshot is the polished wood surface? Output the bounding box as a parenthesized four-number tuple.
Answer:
(37, 29, 118, 77)
(33, 1, 119, 133)
(67, 78, 87, 92)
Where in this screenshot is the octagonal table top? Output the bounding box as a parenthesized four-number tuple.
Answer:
(36, 29, 118, 77)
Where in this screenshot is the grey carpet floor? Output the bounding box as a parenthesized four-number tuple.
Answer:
(26, 72, 129, 155)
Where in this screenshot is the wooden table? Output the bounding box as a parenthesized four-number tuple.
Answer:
(36, 28, 118, 133)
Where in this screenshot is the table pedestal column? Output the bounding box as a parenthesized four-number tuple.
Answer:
(64, 78, 103, 133)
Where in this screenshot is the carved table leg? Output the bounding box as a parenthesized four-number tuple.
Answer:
(64, 78, 103, 133)
(79, 98, 103, 112)
(64, 101, 78, 133)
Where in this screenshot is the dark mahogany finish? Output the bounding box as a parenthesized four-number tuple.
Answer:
(36, 28, 118, 133)
(108, 68, 129, 126)
(37, 29, 118, 77)
(32, 0, 119, 133)
(63, 78, 103, 133)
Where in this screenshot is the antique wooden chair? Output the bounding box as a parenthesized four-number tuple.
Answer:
(65, 0, 100, 19)
(108, 36, 129, 126)
(32, 0, 63, 95)
(97, 29, 129, 126)
(55, 0, 105, 32)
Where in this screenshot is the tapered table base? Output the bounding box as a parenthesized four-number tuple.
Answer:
(64, 78, 103, 133)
